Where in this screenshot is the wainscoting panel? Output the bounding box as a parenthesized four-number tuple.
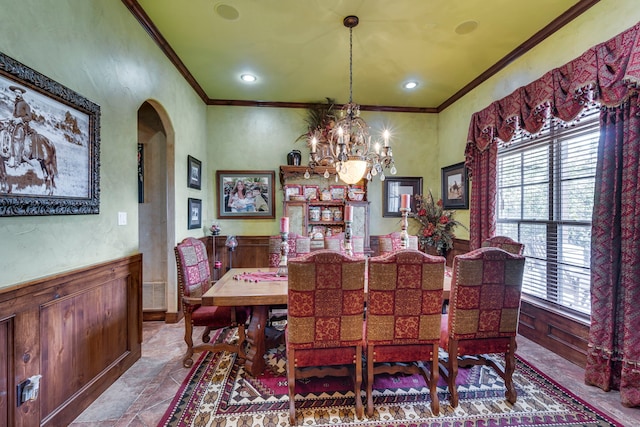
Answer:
(0, 254, 142, 427)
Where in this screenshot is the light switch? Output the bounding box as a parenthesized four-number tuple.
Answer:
(118, 211, 127, 225)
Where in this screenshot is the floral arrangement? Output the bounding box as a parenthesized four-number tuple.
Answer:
(410, 190, 467, 255)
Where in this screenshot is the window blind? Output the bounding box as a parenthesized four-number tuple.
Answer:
(496, 108, 600, 315)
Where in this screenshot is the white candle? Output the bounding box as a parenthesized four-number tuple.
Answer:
(383, 130, 390, 147)
(311, 136, 317, 154)
(344, 205, 353, 221)
(280, 216, 289, 233)
(401, 194, 411, 209)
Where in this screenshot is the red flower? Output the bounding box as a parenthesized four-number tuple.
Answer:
(436, 199, 443, 207)
(418, 208, 427, 216)
(439, 215, 449, 224)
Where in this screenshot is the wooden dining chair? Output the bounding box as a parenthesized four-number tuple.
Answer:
(366, 249, 445, 417)
(481, 235, 525, 255)
(439, 247, 526, 407)
(174, 237, 250, 368)
(286, 250, 366, 424)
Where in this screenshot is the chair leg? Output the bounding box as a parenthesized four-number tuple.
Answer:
(287, 347, 297, 425)
(448, 340, 460, 407)
(366, 345, 374, 417)
(428, 344, 440, 415)
(354, 345, 363, 419)
(182, 315, 195, 368)
(201, 326, 212, 343)
(504, 338, 517, 404)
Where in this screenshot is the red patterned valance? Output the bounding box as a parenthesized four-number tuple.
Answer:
(466, 22, 640, 174)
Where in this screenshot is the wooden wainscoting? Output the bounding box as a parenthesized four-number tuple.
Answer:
(211, 235, 271, 281)
(0, 254, 142, 427)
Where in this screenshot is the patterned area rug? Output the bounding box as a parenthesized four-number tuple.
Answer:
(159, 341, 620, 427)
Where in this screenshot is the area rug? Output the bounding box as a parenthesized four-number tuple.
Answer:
(159, 343, 621, 427)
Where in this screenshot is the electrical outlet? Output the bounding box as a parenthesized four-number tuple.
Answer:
(16, 375, 41, 406)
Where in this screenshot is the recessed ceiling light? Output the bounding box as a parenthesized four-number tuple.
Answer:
(215, 4, 240, 21)
(403, 81, 418, 90)
(240, 74, 257, 82)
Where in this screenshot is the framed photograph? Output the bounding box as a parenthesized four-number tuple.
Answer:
(216, 170, 275, 219)
(441, 162, 469, 209)
(187, 155, 202, 190)
(330, 185, 347, 200)
(188, 197, 202, 229)
(303, 184, 319, 201)
(283, 184, 302, 201)
(383, 176, 423, 217)
(0, 51, 100, 216)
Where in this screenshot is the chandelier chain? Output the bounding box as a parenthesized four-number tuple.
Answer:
(349, 25, 353, 105)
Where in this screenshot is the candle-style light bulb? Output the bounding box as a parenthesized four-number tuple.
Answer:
(311, 136, 317, 154)
(383, 129, 390, 147)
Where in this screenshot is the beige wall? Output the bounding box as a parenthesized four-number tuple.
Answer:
(1, 0, 638, 291)
(0, 1, 207, 288)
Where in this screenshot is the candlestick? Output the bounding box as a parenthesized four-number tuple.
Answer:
(343, 219, 353, 256)
(280, 216, 289, 233)
(276, 231, 289, 277)
(399, 207, 410, 249)
(400, 194, 411, 209)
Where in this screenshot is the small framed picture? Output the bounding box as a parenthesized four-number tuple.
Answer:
(188, 198, 202, 229)
(383, 177, 423, 217)
(441, 162, 469, 209)
(330, 185, 347, 200)
(303, 185, 319, 200)
(187, 155, 202, 190)
(284, 184, 303, 200)
(216, 170, 276, 219)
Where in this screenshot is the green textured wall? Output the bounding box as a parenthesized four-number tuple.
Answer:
(0, 1, 207, 288)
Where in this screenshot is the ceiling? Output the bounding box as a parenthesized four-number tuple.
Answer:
(124, 0, 598, 112)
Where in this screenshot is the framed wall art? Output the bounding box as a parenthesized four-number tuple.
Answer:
(383, 176, 423, 217)
(188, 197, 202, 229)
(0, 51, 100, 216)
(187, 155, 201, 190)
(441, 162, 469, 209)
(216, 170, 275, 219)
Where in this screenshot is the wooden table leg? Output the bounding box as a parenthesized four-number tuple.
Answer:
(244, 305, 267, 376)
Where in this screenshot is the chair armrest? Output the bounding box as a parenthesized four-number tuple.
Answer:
(183, 296, 202, 306)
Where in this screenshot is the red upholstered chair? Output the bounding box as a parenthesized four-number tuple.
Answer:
(379, 232, 418, 255)
(174, 237, 250, 368)
(481, 235, 525, 255)
(268, 233, 311, 267)
(286, 250, 366, 424)
(366, 249, 445, 416)
(439, 247, 526, 407)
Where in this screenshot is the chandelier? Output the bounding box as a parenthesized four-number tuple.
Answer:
(308, 16, 397, 185)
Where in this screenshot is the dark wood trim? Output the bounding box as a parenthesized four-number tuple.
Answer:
(121, 0, 598, 113)
(0, 255, 142, 427)
(437, 0, 600, 111)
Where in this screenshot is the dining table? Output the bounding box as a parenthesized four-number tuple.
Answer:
(203, 266, 452, 377)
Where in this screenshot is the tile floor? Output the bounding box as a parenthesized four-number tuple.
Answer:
(70, 321, 640, 427)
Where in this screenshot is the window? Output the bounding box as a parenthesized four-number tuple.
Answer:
(496, 108, 600, 316)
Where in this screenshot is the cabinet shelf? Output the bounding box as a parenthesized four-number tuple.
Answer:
(309, 220, 344, 226)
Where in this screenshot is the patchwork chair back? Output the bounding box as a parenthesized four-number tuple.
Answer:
(439, 247, 525, 407)
(174, 237, 249, 368)
(366, 249, 445, 416)
(378, 231, 419, 255)
(286, 250, 366, 424)
(268, 233, 311, 267)
(481, 235, 525, 255)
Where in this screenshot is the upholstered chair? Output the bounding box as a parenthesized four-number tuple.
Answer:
(378, 231, 419, 255)
(481, 235, 525, 255)
(268, 233, 311, 267)
(439, 247, 526, 407)
(366, 249, 445, 416)
(286, 250, 366, 424)
(324, 232, 365, 257)
(174, 237, 250, 368)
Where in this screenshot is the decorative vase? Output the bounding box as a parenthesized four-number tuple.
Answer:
(287, 150, 302, 166)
